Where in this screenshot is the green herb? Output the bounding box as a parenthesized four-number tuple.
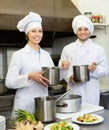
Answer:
(15, 109, 37, 125)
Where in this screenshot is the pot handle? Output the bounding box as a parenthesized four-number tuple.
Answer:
(56, 103, 68, 108)
(56, 89, 72, 103)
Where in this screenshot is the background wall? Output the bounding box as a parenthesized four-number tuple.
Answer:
(93, 26, 109, 90)
(71, 0, 109, 24)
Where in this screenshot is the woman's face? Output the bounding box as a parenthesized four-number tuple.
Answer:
(27, 28, 43, 45)
(76, 27, 90, 43)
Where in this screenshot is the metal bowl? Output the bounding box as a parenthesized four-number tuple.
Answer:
(56, 94, 82, 113)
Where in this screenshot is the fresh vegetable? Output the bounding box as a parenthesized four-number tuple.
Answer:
(49, 120, 73, 130)
(15, 109, 37, 125)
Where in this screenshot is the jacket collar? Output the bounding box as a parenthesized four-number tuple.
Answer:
(73, 39, 93, 52)
(23, 44, 41, 54)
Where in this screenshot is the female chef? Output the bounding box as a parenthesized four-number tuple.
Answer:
(5, 12, 61, 119)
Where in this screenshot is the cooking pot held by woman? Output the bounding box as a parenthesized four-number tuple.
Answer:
(42, 67, 60, 86)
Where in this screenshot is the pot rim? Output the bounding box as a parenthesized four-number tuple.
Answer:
(34, 96, 55, 101)
(73, 65, 89, 67)
(42, 66, 60, 69)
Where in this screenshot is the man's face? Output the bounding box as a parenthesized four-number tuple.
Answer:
(76, 27, 90, 42)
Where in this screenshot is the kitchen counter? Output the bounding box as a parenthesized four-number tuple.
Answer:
(0, 94, 108, 130)
(53, 109, 109, 130)
(56, 109, 109, 130)
(55, 104, 108, 130)
(5, 109, 109, 130)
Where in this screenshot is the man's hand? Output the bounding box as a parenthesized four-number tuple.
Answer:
(88, 62, 97, 71)
(61, 60, 70, 69)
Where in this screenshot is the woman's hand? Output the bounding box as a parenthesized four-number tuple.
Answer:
(61, 60, 70, 69)
(88, 62, 97, 71)
(28, 71, 49, 87)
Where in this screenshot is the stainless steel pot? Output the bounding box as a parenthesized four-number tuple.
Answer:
(56, 94, 81, 113)
(73, 65, 90, 82)
(34, 96, 56, 122)
(42, 66, 60, 85)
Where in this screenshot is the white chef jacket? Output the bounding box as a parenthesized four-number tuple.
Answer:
(59, 39, 109, 105)
(5, 44, 54, 118)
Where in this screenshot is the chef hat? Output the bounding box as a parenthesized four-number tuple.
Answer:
(17, 11, 42, 34)
(72, 15, 94, 35)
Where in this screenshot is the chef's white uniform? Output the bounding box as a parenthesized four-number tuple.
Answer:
(5, 44, 54, 118)
(59, 39, 109, 105)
